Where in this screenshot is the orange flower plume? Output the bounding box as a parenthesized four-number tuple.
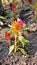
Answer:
(34, 3, 37, 10)
(11, 21, 19, 30)
(11, 19, 23, 34)
(11, 20, 19, 34)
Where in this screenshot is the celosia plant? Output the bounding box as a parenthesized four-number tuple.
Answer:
(28, 0, 32, 3)
(34, 3, 37, 21)
(9, 0, 24, 20)
(3, 18, 29, 55)
(27, 0, 37, 21)
(1, 0, 25, 19)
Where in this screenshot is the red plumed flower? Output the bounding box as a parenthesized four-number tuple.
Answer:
(28, 0, 32, 3)
(4, 32, 10, 39)
(10, 3, 16, 9)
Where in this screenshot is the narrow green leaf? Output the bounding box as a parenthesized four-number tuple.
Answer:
(18, 36, 29, 47)
(3, 28, 12, 33)
(22, 28, 29, 30)
(0, 16, 6, 19)
(8, 30, 12, 34)
(8, 45, 14, 55)
(18, 48, 26, 54)
(3, 28, 10, 32)
(24, 39, 29, 43)
(18, 36, 25, 43)
(29, 3, 34, 8)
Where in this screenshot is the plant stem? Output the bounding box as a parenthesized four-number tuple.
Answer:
(14, 34, 17, 53)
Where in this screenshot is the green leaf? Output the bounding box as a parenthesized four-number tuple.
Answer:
(8, 30, 12, 34)
(3, 28, 12, 34)
(22, 28, 29, 30)
(0, 16, 6, 19)
(3, 28, 10, 32)
(29, 3, 34, 8)
(18, 48, 26, 54)
(7, 0, 10, 2)
(18, 36, 29, 47)
(8, 45, 14, 55)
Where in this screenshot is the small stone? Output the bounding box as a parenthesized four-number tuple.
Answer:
(29, 23, 37, 31)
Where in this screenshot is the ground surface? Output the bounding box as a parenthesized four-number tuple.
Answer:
(0, 30, 37, 65)
(0, 9, 37, 65)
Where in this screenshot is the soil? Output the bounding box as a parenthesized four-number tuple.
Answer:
(0, 30, 37, 65)
(0, 9, 37, 65)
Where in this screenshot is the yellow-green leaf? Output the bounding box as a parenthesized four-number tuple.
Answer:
(8, 45, 14, 55)
(22, 28, 29, 30)
(18, 48, 26, 54)
(3, 28, 10, 32)
(0, 16, 6, 19)
(18, 35, 29, 47)
(3, 28, 12, 34)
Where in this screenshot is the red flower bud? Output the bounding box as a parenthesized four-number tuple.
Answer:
(4, 32, 10, 39)
(28, 0, 32, 3)
(10, 3, 16, 9)
(10, 3, 12, 8)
